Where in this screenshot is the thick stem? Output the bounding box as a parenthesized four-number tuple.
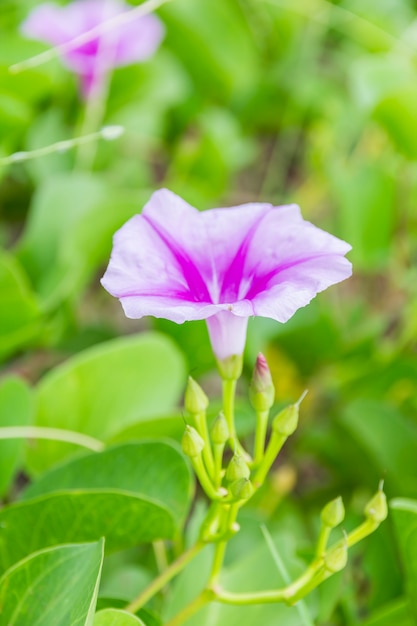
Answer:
(253, 409, 269, 465)
(222, 378, 237, 443)
(125, 542, 204, 614)
(222, 379, 249, 460)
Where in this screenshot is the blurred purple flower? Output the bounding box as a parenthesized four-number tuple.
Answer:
(21, 0, 164, 97)
(101, 189, 352, 361)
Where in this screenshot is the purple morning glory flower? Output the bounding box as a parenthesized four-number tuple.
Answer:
(21, 0, 164, 97)
(101, 189, 352, 362)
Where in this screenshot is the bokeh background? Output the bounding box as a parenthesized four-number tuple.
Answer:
(1, 0, 417, 624)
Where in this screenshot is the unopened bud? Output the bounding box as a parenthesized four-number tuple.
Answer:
(249, 353, 275, 412)
(182, 425, 205, 458)
(230, 478, 254, 501)
(211, 412, 229, 445)
(364, 489, 388, 524)
(272, 404, 299, 436)
(184, 377, 209, 415)
(226, 454, 250, 482)
(321, 496, 345, 528)
(324, 541, 348, 573)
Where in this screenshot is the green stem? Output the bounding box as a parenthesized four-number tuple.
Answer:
(222, 379, 249, 460)
(253, 409, 269, 465)
(125, 542, 204, 614)
(253, 431, 287, 486)
(315, 525, 331, 558)
(213, 443, 225, 487)
(191, 455, 224, 501)
(194, 412, 215, 477)
(208, 502, 239, 585)
(222, 378, 237, 443)
(165, 589, 214, 626)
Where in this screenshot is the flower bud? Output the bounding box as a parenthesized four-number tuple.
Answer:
(182, 425, 205, 458)
(272, 404, 299, 436)
(321, 496, 345, 528)
(249, 353, 275, 412)
(226, 454, 251, 482)
(184, 377, 209, 415)
(210, 412, 229, 445)
(324, 541, 348, 573)
(364, 489, 388, 524)
(230, 477, 254, 501)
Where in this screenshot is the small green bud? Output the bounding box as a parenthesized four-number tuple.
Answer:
(321, 496, 345, 528)
(226, 454, 251, 482)
(182, 425, 205, 458)
(272, 404, 299, 436)
(364, 489, 388, 524)
(324, 541, 348, 573)
(230, 478, 254, 500)
(249, 353, 275, 412)
(184, 377, 209, 414)
(211, 412, 229, 445)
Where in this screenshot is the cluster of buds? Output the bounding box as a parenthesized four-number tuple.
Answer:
(181, 353, 387, 601)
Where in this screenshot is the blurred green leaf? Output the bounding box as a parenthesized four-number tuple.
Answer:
(390, 499, 417, 621)
(0, 249, 41, 360)
(330, 160, 396, 270)
(339, 400, 417, 494)
(27, 333, 186, 473)
(94, 609, 145, 626)
(0, 490, 176, 575)
(23, 441, 193, 528)
(17, 173, 146, 304)
(0, 376, 33, 497)
(0, 540, 104, 626)
(374, 86, 417, 160)
(362, 597, 414, 626)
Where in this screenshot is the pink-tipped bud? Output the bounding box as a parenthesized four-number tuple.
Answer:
(249, 353, 275, 412)
(184, 377, 209, 415)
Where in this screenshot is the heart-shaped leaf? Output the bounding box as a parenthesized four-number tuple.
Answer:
(23, 441, 193, 529)
(27, 332, 186, 473)
(0, 540, 104, 626)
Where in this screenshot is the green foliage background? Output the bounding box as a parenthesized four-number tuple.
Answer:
(1, 0, 417, 624)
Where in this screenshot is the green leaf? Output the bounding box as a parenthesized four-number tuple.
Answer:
(362, 597, 414, 626)
(390, 499, 417, 621)
(338, 400, 417, 494)
(0, 491, 176, 576)
(0, 249, 41, 360)
(23, 441, 194, 529)
(17, 173, 145, 304)
(374, 86, 417, 160)
(94, 609, 146, 626)
(27, 332, 186, 473)
(0, 540, 104, 626)
(0, 376, 33, 496)
(329, 160, 396, 270)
